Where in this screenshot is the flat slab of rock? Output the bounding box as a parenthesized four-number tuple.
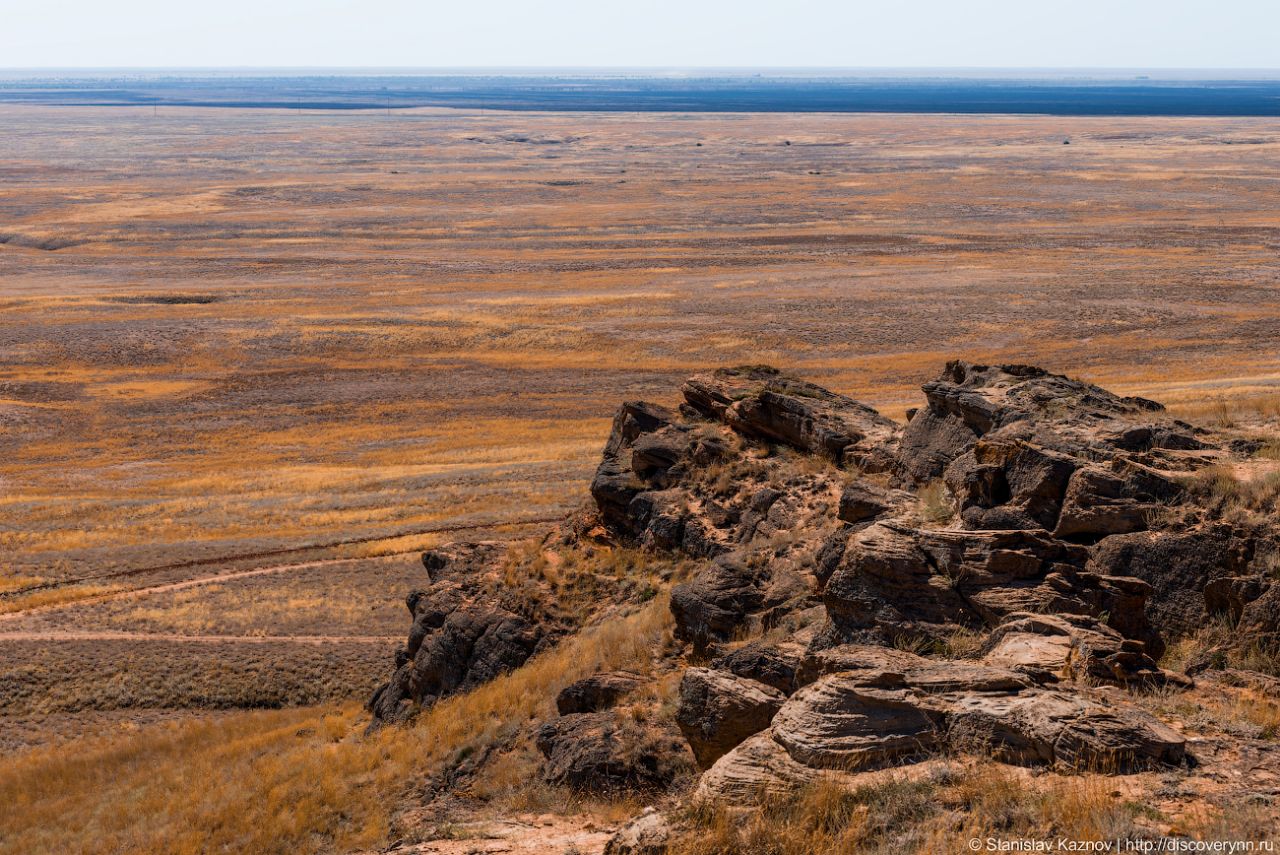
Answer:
(980, 631, 1072, 680)
(980, 613, 1181, 687)
(694, 731, 953, 807)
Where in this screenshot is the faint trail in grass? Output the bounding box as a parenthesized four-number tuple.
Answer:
(0, 513, 567, 619)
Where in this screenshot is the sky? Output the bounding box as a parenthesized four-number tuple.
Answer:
(3, 0, 1278, 70)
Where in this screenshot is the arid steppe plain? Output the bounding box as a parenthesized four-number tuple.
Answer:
(2, 105, 1280, 852)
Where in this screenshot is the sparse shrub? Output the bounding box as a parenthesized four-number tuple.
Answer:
(1187, 464, 1241, 501)
(1209, 398, 1236, 428)
(1181, 464, 1280, 523)
(938, 625, 986, 659)
(677, 774, 942, 855)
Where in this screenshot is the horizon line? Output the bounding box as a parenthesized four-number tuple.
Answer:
(5, 65, 1280, 73)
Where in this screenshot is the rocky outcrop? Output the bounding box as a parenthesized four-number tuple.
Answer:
(374, 359, 1280, 822)
(680, 366, 901, 470)
(895, 363, 1198, 535)
(1089, 528, 1254, 636)
(817, 521, 1161, 654)
(709, 640, 806, 694)
(590, 401, 688, 534)
(579, 362, 1257, 808)
(1205, 574, 1280, 651)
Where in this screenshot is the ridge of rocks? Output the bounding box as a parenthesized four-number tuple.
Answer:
(370, 360, 1280, 823)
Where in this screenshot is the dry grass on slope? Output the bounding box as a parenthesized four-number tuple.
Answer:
(674, 762, 1277, 855)
(0, 596, 674, 855)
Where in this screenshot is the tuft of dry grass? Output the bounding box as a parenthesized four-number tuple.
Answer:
(1134, 681, 1280, 741)
(0, 575, 43, 594)
(495, 539, 692, 624)
(1255, 439, 1280, 461)
(917, 480, 954, 526)
(1161, 614, 1280, 678)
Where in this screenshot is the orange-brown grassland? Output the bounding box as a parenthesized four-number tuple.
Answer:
(1, 105, 1278, 853)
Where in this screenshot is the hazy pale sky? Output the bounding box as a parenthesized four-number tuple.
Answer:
(4, 0, 1278, 70)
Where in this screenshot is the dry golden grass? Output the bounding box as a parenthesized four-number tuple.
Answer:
(0, 638, 393, 714)
(1136, 680, 1280, 741)
(1167, 393, 1280, 425)
(1161, 615, 1280, 679)
(0, 583, 119, 615)
(0, 595, 674, 854)
(673, 762, 1181, 855)
(0, 576, 43, 595)
(32, 555, 425, 637)
(4, 106, 1280, 850)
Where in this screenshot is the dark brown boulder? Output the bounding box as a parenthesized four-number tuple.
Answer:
(837, 482, 902, 524)
(676, 667, 786, 768)
(1208, 576, 1280, 650)
(630, 426, 693, 485)
(535, 712, 693, 793)
(1089, 527, 1253, 636)
(371, 598, 544, 725)
(669, 554, 769, 651)
(556, 671, 647, 715)
(1052, 463, 1179, 539)
(818, 520, 1167, 656)
(710, 640, 806, 694)
(369, 543, 552, 725)
(947, 440, 1075, 531)
(591, 401, 681, 531)
(626, 489, 688, 552)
